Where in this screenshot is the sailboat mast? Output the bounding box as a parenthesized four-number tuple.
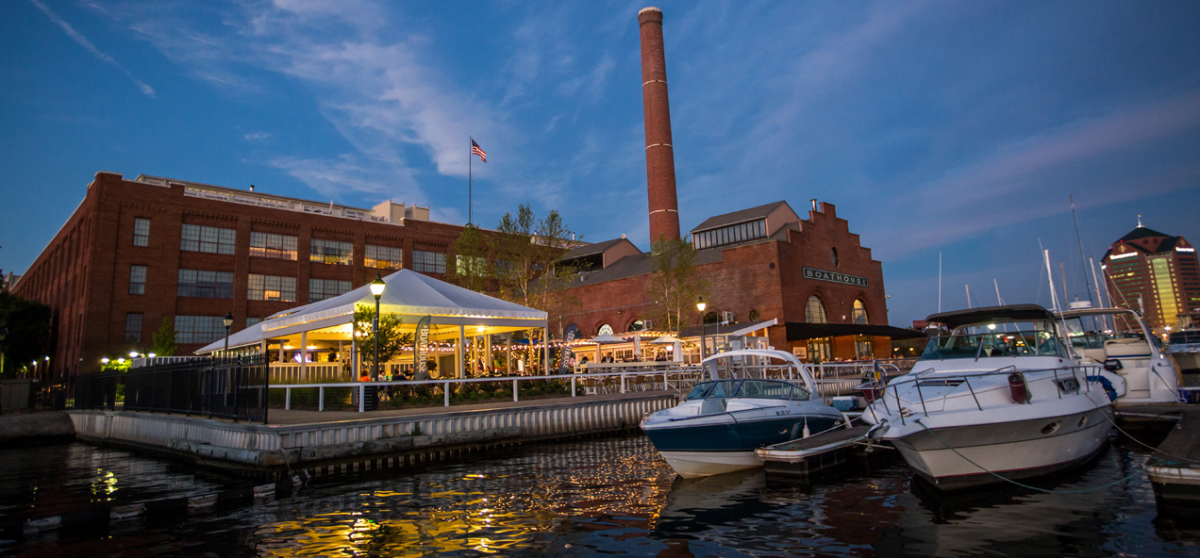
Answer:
(1070, 195, 1095, 304)
(1044, 250, 1060, 311)
(966, 284, 972, 309)
(938, 252, 943, 313)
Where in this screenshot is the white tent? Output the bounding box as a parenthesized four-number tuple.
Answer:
(196, 270, 549, 377)
(588, 333, 626, 344)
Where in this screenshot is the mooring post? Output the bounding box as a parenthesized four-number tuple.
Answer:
(285, 387, 291, 410)
(621, 374, 626, 394)
(319, 386, 324, 412)
(358, 384, 365, 413)
(444, 382, 450, 407)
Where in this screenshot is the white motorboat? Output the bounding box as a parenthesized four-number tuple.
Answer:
(863, 305, 1113, 490)
(1058, 305, 1185, 405)
(641, 350, 845, 479)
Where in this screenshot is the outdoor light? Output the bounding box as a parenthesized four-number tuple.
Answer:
(284, 344, 293, 350)
(370, 273, 386, 380)
(696, 297, 709, 360)
(306, 345, 317, 350)
(117, 358, 125, 364)
(988, 324, 997, 330)
(102, 358, 110, 364)
(223, 312, 234, 354)
(696, 296, 707, 313)
(477, 326, 486, 333)
(44, 356, 49, 361)
(370, 274, 386, 298)
(148, 353, 156, 358)
(130, 351, 139, 358)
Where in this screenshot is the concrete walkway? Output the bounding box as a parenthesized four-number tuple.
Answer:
(266, 390, 677, 426)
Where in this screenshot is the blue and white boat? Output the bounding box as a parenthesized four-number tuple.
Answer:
(641, 349, 845, 479)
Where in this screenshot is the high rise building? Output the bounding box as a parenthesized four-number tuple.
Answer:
(1101, 223, 1200, 333)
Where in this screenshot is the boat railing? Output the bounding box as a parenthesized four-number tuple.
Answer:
(878, 364, 1102, 425)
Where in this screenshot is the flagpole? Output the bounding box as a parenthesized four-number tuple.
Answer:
(468, 135, 473, 226)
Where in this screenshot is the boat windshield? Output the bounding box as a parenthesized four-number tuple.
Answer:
(683, 380, 810, 401)
(921, 320, 1064, 360)
(1061, 314, 1147, 349)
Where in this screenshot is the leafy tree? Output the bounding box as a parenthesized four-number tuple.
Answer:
(451, 224, 492, 292)
(648, 237, 707, 332)
(352, 305, 414, 378)
(0, 291, 52, 377)
(151, 318, 177, 357)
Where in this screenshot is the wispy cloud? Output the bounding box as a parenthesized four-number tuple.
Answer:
(243, 131, 270, 141)
(29, 0, 155, 97)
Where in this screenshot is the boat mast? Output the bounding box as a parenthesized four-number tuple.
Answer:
(1044, 250, 1060, 312)
(1070, 195, 1095, 305)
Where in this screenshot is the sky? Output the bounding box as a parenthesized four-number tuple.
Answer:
(1, 0, 1199, 327)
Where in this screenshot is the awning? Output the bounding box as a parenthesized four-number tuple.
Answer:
(785, 322, 925, 341)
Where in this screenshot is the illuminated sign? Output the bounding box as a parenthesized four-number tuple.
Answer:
(802, 267, 870, 287)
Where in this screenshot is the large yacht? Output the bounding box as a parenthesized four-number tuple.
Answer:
(863, 305, 1113, 490)
(641, 350, 844, 479)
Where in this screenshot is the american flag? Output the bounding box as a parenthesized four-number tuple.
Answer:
(471, 139, 487, 163)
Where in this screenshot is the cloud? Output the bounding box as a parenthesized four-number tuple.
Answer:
(29, 0, 155, 97)
(243, 132, 270, 141)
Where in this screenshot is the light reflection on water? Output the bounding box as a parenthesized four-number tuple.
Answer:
(3, 436, 1200, 557)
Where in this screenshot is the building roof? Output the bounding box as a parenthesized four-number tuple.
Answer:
(691, 201, 789, 233)
(560, 238, 636, 261)
(567, 247, 726, 288)
(1118, 226, 1170, 242)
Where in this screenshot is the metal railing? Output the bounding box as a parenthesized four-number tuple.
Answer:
(74, 354, 270, 423)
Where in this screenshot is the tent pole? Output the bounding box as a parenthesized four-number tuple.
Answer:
(544, 327, 550, 376)
(507, 335, 512, 375)
(300, 331, 307, 380)
(456, 325, 465, 379)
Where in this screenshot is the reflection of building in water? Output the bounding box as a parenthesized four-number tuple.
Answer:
(253, 437, 676, 557)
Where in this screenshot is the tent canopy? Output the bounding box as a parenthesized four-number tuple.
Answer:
(784, 322, 925, 342)
(197, 270, 548, 354)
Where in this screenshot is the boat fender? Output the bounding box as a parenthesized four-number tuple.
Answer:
(1008, 372, 1031, 404)
(1086, 374, 1119, 402)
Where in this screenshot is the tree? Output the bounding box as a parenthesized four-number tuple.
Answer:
(450, 224, 492, 292)
(151, 318, 177, 357)
(0, 291, 52, 377)
(648, 237, 706, 332)
(352, 305, 414, 377)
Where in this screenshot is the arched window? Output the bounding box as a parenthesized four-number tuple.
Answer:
(831, 247, 839, 267)
(806, 296, 827, 324)
(629, 319, 646, 332)
(852, 299, 868, 324)
(598, 324, 613, 335)
(703, 312, 720, 324)
(749, 309, 760, 321)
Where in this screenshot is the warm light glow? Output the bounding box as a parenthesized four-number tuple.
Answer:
(148, 353, 156, 358)
(696, 296, 707, 313)
(44, 356, 50, 361)
(370, 274, 386, 297)
(117, 358, 125, 364)
(130, 351, 138, 358)
(306, 345, 317, 350)
(987, 324, 996, 330)
(101, 357, 110, 364)
(284, 344, 294, 350)
(477, 326, 486, 333)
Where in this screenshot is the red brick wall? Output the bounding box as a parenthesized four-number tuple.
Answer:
(12, 172, 465, 376)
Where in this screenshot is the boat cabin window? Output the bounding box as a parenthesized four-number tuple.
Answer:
(1061, 313, 1148, 350)
(921, 319, 1065, 360)
(683, 380, 809, 401)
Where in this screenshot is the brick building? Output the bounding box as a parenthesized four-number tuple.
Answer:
(1101, 223, 1200, 334)
(9, 172, 465, 378)
(555, 199, 910, 362)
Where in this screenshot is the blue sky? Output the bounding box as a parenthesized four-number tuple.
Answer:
(2, 0, 1199, 327)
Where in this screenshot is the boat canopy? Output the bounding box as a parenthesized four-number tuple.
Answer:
(926, 304, 1054, 329)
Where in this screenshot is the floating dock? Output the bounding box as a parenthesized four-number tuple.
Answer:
(1145, 407, 1200, 510)
(757, 425, 881, 479)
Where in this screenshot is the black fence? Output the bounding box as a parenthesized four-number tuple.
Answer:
(73, 354, 270, 423)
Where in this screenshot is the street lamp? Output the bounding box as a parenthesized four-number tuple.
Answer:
(223, 312, 234, 356)
(370, 274, 387, 380)
(696, 296, 708, 360)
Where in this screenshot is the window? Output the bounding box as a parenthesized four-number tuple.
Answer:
(855, 335, 873, 360)
(174, 315, 227, 344)
(249, 232, 298, 260)
(248, 274, 297, 302)
(133, 218, 150, 247)
(310, 278, 351, 302)
(692, 219, 767, 250)
(129, 265, 147, 295)
(125, 313, 143, 343)
(456, 255, 487, 277)
(181, 224, 236, 255)
(311, 239, 353, 265)
(805, 295, 827, 323)
(413, 250, 446, 274)
(831, 247, 839, 267)
(852, 299, 868, 324)
(246, 317, 263, 328)
(365, 244, 404, 270)
(177, 269, 234, 298)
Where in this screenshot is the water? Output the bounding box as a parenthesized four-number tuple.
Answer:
(2, 436, 1198, 557)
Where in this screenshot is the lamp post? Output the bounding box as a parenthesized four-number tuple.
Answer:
(370, 274, 387, 380)
(223, 312, 234, 356)
(0, 325, 7, 377)
(696, 296, 708, 360)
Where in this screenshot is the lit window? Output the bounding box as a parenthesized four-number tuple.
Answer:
(178, 269, 234, 298)
(413, 250, 446, 274)
(311, 239, 353, 265)
(309, 278, 351, 302)
(250, 232, 298, 260)
(248, 274, 297, 302)
(365, 244, 403, 270)
(852, 299, 868, 324)
(806, 295, 827, 324)
(133, 218, 150, 247)
(129, 265, 147, 295)
(181, 224, 236, 254)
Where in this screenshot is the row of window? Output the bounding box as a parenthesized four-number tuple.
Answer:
(805, 296, 869, 324)
(693, 219, 767, 250)
(129, 266, 356, 303)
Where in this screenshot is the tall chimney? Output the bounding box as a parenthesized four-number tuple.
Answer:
(639, 7, 681, 243)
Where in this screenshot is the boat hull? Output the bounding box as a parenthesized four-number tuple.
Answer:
(659, 450, 764, 479)
(643, 414, 842, 478)
(888, 406, 1113, 490)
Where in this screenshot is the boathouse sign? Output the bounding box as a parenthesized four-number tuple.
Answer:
(802, 267, 870, 287)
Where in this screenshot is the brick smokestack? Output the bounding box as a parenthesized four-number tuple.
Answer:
(639, 7, 681, 243)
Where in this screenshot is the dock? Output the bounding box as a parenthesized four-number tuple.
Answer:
(1146, 407, 1200, 510)
(757, 425, 886, 479)
(68, 390, 677, 479)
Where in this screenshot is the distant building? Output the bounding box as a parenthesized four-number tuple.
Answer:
(9, 172, 465, 378)
(1101, 223, 1200, 333)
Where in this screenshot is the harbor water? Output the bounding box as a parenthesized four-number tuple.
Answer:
(2, 435, 1197, 557)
